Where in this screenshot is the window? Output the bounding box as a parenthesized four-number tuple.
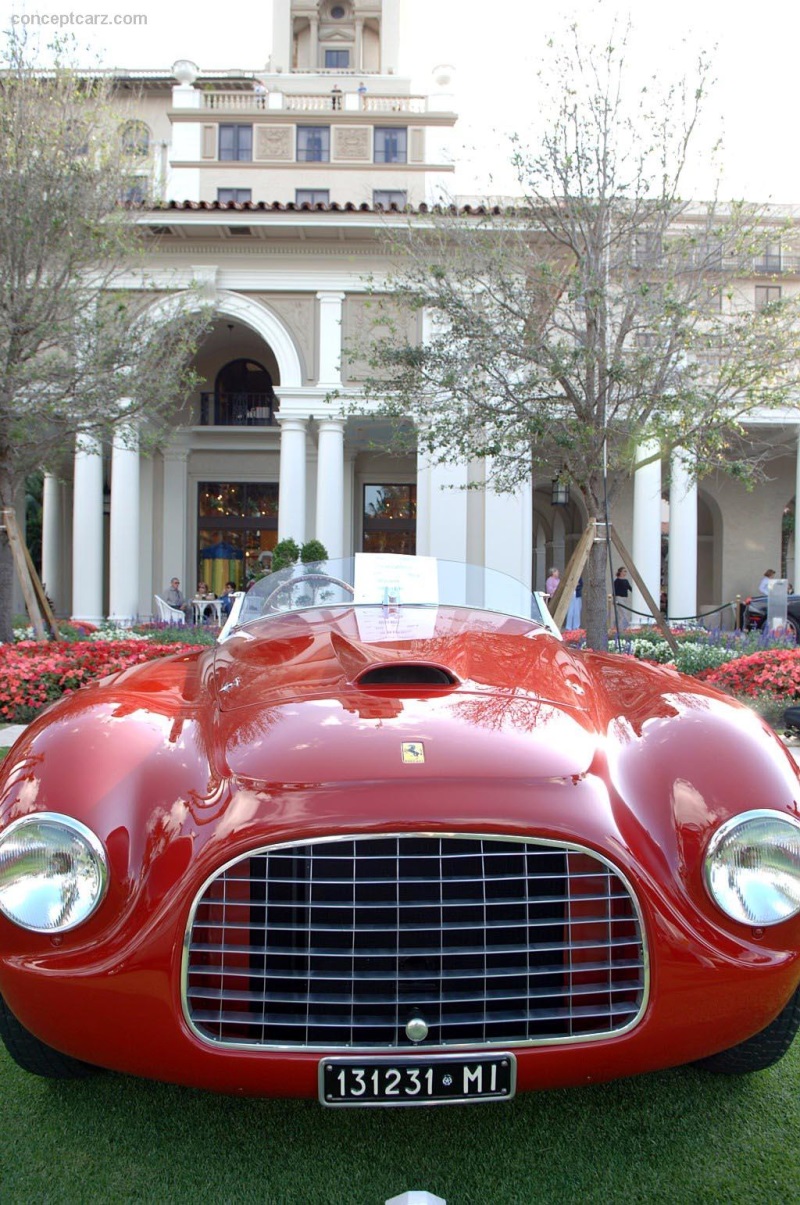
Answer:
(121, 180, 147, 204)
(755, 285, 782, 311)
(374, 127, 407, 164)
(198, 482, 279, 591)
(373, 190, 407, 209)
(219, 124, 253, 162)
(296, 189, 330, 205)
(632, 230, 662, 266)
(756, 242, 782, 273)
(120, 120, 150, 157)
(217, 188, 252, 203)
(296, 126, 330, 162)
(325, 49, 350, 68)
(330, 5, 347, 17)
(362, 484, 417, 554)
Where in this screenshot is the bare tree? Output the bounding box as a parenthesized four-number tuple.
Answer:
(0, 33, 210, 638)
(344, 20, 800, 648)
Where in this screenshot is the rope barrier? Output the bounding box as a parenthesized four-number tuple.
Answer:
(614, 601, 737, 623)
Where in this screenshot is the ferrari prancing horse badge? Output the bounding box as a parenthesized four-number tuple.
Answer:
(401, 742, 425, 764)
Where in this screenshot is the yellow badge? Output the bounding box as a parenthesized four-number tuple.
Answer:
(401, 742, 425, 764)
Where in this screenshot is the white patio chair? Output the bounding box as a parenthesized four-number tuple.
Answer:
(154, 594, 186, 626)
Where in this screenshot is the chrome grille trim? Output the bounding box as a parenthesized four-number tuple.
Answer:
(181, 833, 649, 1051)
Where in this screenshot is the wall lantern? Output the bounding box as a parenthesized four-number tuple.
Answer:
(551, 475, 570, 507)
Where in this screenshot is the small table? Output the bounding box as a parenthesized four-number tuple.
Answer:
(192, 597, 223, 626)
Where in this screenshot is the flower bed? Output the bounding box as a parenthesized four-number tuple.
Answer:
(698, 648, 800, 700)
(0, 640, 206, 724)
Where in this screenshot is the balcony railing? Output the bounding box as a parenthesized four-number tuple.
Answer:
(200, 91, 427, 114)
(199, 392, 278, 427)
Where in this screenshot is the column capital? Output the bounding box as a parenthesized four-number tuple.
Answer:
(316, 416, 346, 434)
(316, 290, 346, 303)
(277, 415, 309, 432)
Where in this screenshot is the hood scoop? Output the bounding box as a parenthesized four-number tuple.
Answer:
(330, 631, 460, 690)
(355, 663, 459, 688)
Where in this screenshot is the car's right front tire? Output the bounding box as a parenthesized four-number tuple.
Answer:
(693, 985, 800, 1074)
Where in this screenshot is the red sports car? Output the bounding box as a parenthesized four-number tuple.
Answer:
(1, 554, 800, 1106)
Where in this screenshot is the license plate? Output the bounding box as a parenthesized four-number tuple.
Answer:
(319, 1053, 516, 1107)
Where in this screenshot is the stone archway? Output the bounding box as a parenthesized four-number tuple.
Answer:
(142, 289, 304, 388)
(532, 485, 585, 592)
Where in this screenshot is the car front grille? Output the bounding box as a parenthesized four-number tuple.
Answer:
(183, 834, 647, 1050)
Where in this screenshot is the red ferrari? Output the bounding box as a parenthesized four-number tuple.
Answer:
(1, 554, 799, 1105)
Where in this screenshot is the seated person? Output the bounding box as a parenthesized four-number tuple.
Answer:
(165, 578, 191, 620)
(220, 581, 238, 617)
(195, 580, 218, 623)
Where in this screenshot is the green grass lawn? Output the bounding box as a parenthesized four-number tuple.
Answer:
(1, 1043, 798, 1203)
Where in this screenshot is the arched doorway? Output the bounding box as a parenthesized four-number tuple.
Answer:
(213, 357, 278, 426)
(532, 486, 585, 592)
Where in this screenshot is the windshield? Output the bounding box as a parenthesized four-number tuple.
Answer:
(233, 554, 555, 631)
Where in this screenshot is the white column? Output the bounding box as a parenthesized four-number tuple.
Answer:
(316, 418, 346, 558)
(309, 16, 319, 67)
(632, 439, 662, 622)
(42, 473, 62, 612)
(484, 471, 533, 589)
(278, 417, 308, 542)
(72, 433, 104, 624)
(551, 511, 566, 576)
(109, 419, 140, 624)
(354, 18, 364, 71)
(161, 446, 189, 594)
(416, 454, 468, 562)
(668, 450, 698, 623)
(317, 291, 345, 388)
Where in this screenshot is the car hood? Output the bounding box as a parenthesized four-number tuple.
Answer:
(212, 606, 600, 781)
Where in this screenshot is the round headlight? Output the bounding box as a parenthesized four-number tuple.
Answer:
(0, 813, 107, 932)
(705, 810, 800, 926)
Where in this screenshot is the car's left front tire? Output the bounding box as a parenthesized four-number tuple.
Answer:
(0, 995, 98, 1079)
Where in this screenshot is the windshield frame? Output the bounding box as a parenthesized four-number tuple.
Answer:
(222, 555, 559, 640)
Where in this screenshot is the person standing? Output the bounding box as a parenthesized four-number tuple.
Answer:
(545, 567, 560, 597)
(613, 567, 632, 599)
(565, 577, 583, 630)
(759, 569, 776, 594)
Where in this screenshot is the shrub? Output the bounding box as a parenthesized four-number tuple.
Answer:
(300, 539, 328, 564)
(270, 538, 302, 573)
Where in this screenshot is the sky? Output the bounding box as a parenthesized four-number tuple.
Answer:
(0, 0, 798, 203)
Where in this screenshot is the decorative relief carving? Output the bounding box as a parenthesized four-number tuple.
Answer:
(264, 295, 315, 381)
(333, 126, 370, 162)
(255, 126, 293, 161)
(343, 295, 417, 383)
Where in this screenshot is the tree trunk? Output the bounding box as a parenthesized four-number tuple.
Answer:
(583, 537, 609, 651)
(0, 456, 16, 642)
(0, 533, 14, 643)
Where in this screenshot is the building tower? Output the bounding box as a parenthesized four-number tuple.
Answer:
(167, 0, 456, 208)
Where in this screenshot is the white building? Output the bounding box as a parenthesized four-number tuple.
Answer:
(40, 0, 800, 627)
